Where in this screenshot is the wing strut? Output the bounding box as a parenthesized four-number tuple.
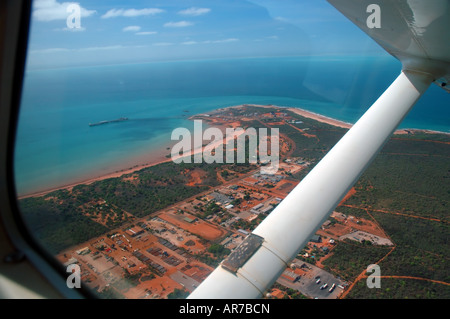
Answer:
(188, 70, 433, 299)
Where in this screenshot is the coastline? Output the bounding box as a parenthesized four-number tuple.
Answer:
(18, 152, 173, 200)
(18, 104, 449, 199)
(18, 114, 246, 199)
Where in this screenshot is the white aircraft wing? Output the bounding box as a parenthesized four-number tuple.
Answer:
(188, 0, 450, 299)
(327, 0, 450, 92)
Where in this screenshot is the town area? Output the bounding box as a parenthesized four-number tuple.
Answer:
(58, 155, 392, 299)
(57, 106, 395, 299)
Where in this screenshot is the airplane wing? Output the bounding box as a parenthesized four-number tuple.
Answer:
(327, 0, 450, 92)
(188, 0, 449, 298)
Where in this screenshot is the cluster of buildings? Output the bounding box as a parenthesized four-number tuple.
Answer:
(59, 153, 368, 299)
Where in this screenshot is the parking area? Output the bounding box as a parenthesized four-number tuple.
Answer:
(276, 260, 348, 299)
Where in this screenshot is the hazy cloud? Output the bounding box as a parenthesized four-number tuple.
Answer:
(204, 38, 239, 44)
(102, 8, 164, 19)
(30, 47, 70, 54)
(123, 26, 141, 32)
(153, 42, 174, 46)
(274, 16, 289, 22)
(181, 38, 239, 45)
(178, 7, 211, 16)
(29, 45, 125, 54)
(164, 21, 194, 28)
(78, 45, 125, 52)
(136, 31, 158, 36)
(182, 41, 198, 45)
(33, 0, 96, 21)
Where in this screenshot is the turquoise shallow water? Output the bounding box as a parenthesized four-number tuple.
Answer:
(14, 56, 450, 196)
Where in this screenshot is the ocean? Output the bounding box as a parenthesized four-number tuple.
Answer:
(14, 56, 450, 196)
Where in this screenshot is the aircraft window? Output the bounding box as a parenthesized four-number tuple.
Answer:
(13, 0, 449, 299)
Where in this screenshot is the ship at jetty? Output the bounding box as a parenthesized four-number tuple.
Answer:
(89, 117, 128, 127)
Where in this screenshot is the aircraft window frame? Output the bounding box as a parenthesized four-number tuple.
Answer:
(0, 0, 93, 299)
(4, 0, 449, 301)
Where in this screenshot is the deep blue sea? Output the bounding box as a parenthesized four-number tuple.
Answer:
(14, 56, 450, 196)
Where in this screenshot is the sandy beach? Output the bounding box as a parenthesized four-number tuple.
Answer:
(248, 104, 450, 136)
(281, 105, 353, 129)
(18, 103, 448, 199)
(19, 116, 246, 199)
(19, 155, 173, 199)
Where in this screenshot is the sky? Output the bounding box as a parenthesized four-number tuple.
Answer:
(26, 0, 388, 69)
